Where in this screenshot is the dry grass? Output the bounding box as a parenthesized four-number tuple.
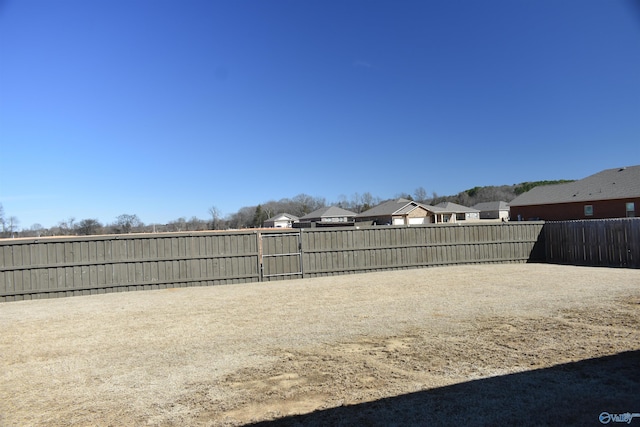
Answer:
(1, 264, 639, 426)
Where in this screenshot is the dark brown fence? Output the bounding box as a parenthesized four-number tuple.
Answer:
(1, 222, 545, 301)
(544, 218, 640, 268)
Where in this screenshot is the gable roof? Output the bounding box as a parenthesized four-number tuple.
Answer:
(299, 206, 357, 220)
(435, 202, 480, 213)
(509, 165, 640, 206)
(357, 198, 444, 217)
(265, 213, 299, 222)
(472, 201, 509, 211)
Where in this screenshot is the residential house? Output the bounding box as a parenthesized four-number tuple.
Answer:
(472, 201, 510, 220)
(295, 206, 357, 227)
(434, 202, 481, 223)
(509, 165, 640, 221)
(355, 198, 445, 225)
(263, 213, 299, 228)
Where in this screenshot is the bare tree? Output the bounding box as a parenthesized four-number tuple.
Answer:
(414, 187, 428, 203)
(167, 217, 187, 232)
(115, 214, 143, 234)
(350, 192, 362, 213)
(56, 217, 76, 235)
(227, 206, 255, 229)
(187, 216, 206, 231)
(208, 206, 221, 230)
(6, 216, 19, 237)
(430, 191, 442, 205)
(0, 204, 8, 237)
(77, 219, 102, 235)
(291, 194, 325, 216)
(361, 192, 378, 212)
(17, 223, 44, 238)
(336, 194, 349, 209)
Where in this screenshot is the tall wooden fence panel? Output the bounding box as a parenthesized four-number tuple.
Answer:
(1, 223, 545, 301)
(300, 222, 545, 277)
(544, 218, 640, 268)
(0, 231, 260, 301)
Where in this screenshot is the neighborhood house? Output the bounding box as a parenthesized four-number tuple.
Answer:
(263, 213, 299, 228)
(354, 198, 481, 226)
(509, 165, 639, 221)
(472, 201, 510, 220)
(295, 206, 357, 228)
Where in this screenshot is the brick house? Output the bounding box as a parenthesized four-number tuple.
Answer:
(509, 166, 639, 221)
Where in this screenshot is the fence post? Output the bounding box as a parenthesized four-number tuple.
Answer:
(256, 231, 263, 282)
(299, 228, 304, 279)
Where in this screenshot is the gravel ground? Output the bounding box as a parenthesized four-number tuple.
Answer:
(1, 264, 639, 426)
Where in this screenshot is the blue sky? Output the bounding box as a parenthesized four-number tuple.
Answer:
(1, 0, 639, 228)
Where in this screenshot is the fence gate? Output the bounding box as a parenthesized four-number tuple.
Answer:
(260, 232, 303, 280)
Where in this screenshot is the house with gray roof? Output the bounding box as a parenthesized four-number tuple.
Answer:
(264, 213, 299, 228)
(509, 165, 640, 220)
(356, 198, 454, 225)
(472, 201, 510, 220)
(434, 202, 481, 222)
(296, 206, 357, 227)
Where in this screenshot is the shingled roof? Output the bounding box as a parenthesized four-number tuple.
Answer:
(509, 166, 640, 206)
(299, 206, 357, 220)
(473, 201, 509, 211)
(265, 213, 299, 222)
(357, 198, 445, 217)
(435, 202, 480, 213)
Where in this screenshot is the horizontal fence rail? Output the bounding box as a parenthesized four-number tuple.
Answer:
(1, 222, 545, 301)
(544, 218, 640, 268)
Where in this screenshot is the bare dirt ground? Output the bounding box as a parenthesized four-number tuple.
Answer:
(1, 264, 639, 426)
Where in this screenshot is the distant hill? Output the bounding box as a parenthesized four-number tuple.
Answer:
(432, 180, 574, 207)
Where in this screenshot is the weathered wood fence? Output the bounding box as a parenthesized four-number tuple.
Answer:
(544, 218, 640, 268)
(1, 222, 544, 301)
(298, 222, 544, 278)
(0, 231, 260, 302)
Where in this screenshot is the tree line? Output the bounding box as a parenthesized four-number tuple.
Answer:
(0, 180, 572, 238)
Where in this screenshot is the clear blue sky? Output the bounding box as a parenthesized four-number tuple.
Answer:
(1, 0, 639, 229)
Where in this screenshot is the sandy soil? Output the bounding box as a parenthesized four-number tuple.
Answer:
(1, 264, 639, 426)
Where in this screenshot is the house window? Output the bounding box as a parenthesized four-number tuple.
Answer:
(584, 205, 593, 216)
(627, 202, 635, 218)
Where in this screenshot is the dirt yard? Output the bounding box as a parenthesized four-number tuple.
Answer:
(1, 264, 639, 426)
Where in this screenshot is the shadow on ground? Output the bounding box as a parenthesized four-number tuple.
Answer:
(248, 350, 640, 427)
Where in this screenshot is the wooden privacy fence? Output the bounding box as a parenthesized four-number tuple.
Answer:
(0, 231, 260, 302)
(296, 222, 544, 278)
(544, 218, 640, 268)
(1, 222, 544, 301)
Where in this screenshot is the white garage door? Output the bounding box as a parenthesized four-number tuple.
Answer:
(393, 217, 405, 225)
(408, 217, 426, 225)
